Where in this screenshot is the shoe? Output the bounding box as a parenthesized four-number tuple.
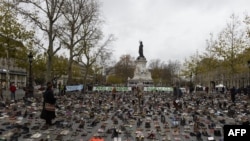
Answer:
(55, 135, 63, 140)
(202, 131, 209, 136)
(190, 132, 196, 136)
(40, 125, 49, 130)
(31, 126, 40, 130)
(23, 134, 32, 139)
(21, 127, 29, 134)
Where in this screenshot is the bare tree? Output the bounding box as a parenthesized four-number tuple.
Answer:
(148, 59, 163, 85)
(149, 59, 181, 86)
(15, 0, 65, 82)
(58, 0, 112, 84)
(78, 34, 114, 88)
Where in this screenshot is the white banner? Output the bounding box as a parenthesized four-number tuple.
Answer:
(93, 86, 132, 92)
(92, 86, 173, 92)
(144, 87, 173, 92)
(66, 85, 83, 92)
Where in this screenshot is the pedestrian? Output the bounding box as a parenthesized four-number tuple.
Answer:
(60, 84, 64, 96)
(40, 82, 57, 126)
(222, 87, 225, 94)
(112, 87, 116, 101)
(111, 127, 119, 138)
(62, 85, 66, 95)
(9, 82, 16, 101)
(247, 85, 250, 100)
(205, 86, 209, 94)
(58, 82, 62, 96)
(173, 86, 178, 99)
(230, 86, 236, 104)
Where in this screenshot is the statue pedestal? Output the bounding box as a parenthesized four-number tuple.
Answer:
(128, 57, 153, 87)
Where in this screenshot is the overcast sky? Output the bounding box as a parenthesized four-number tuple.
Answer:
(100, 0, 250, 63)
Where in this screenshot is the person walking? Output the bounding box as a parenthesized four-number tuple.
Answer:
(58, 82, 62, 96)
(62, 85, 66, 95)
(40, 82, 57, 126)
(230, 86, 236, 104)
(9, 82, 16, 101)
(112, 87, 116, 101)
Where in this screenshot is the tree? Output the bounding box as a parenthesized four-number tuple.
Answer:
(166, 60, 181, 86)
(0, 1, 34, 66)
(146, 59, 181, 86)
(111, 54, 135, 85)
(106, 74, 123, 85)
(77, 33, 113, 87)
(243, 14, 250, 62)
(181, 14, 250, 88)
(32, 53, 47, 85)
(211, 14, 247, 74)
(148, 59, 163, 85)
(59, 0, 111, 84)
(245, 14, 250, 38)
(197, 33, 221, 86)
(0, 0, 35, 89)
(51, 55, 68, 80)
(16, 0, 65, 82)
(182, 50, 201, 85)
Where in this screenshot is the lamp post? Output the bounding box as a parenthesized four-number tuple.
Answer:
(28, 52, 33, 97)
(248, 60, 250, 86)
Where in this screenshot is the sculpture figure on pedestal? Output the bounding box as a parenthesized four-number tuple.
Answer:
(138, 41, 144, 59)
(128, 41, 153, 87)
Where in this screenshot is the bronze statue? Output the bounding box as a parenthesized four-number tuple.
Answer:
(138, 41, 144, 58)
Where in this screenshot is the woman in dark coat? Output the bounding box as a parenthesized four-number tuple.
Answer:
(40, 82, 56, 125)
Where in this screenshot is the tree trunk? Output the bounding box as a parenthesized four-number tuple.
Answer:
(67, 56, 73, 85)
(82, 65, 90, 93)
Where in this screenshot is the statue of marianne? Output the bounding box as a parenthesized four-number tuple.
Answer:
(138, 41, 144, 58)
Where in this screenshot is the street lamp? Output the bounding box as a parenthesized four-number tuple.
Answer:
(28, 52, 33, 97)
(248, 60, 250, 86)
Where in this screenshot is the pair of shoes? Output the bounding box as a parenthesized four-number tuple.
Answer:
(23, 133, 32, 138)
(31, 126, 40, 130)
(190, 132, 196, 136)
(55, 135, 63, 140)
(202, 131, 209, 136)
(40, 125, 49, 130)
(21, 127, 29, 134)
(185, 135, 189, 139)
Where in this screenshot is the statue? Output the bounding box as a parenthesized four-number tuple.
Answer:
(138, 41, 144, 59)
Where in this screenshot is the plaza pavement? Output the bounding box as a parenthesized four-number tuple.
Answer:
(0, 89, 249, 141)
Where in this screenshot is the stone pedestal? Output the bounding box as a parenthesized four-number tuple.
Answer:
(128, 57, 153, 87)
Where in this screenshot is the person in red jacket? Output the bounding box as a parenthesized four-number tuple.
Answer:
(9, 82, 16, 101)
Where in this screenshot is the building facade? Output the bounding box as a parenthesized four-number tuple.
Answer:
(0, 58, 27, 89)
